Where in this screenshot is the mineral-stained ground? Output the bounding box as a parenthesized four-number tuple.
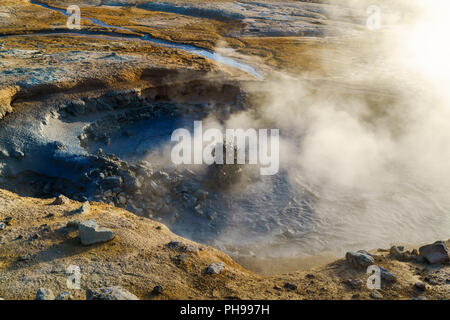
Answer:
(0, 0, 448, 300)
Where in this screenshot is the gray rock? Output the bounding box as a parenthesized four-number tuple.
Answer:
(52, 194, 70, 205)
(205, 262, 225, 275)
(0, 222, 5, 230)
(370, 290, 383, 299)
(123, 175, 141, 193)
(55, 291, 72, 300)
(35, 288, 55, 300)
(345, 251, 374, 269)
(86, 286, 139, 300)
(379, 267, 397, 284)
(78, 219, 115, 246)
(100, 176, 122, 190)
(167, 240, 199, 254)
(419, 241, 450, 264)
(414, 282, 426, 291)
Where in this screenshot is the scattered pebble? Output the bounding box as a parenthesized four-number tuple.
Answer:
(35, 288, 55, 300)
(370, 290, 383, 300)
(55, 291, 72, 300)
(152, 285, 163, 295)
(283, 283, 297, 291)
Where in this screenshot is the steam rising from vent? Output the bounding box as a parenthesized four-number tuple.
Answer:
(174, 0, 450, 259)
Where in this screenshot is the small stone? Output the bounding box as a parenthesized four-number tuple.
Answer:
(86, 286, 139, 300)
(0, 222, 5, 230)
(305, 274, 315, 279)
(346, 279, 363, 289)
(370, 290, 383, 299)
(351, 293, 360, 299)
(412, 296, 427, 300)
(55, 291, 72, 300)
(35, 288, 55, 300)
(419, 241, 450, 264)
(78, 219, 115, 246)
(283, 283, 297, 291)
(152, 285, 163, 295)
(2, 217, 12, 226)
(414, 282, 426, 291)
(52, 194, 70, 205)
(205, 262, 225, 275)
(18, 254, 31, 261)
(346, 251, 374, 269)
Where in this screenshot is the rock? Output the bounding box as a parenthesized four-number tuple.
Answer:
(345, 251, 374, 269)
(412, 296, 427, 300)
(152, 285, 163, 295)
(78, 201, 90, 214)
(52, 194, 70, 205)
(100, 176, 122, 190)
(379, 267, 397, 284)
(35, 288, 55, 300)
(167, 240, 199, 254)
(370, 290, 383, 299)
(55, 291, 72, 300)
(0, 222, 5, 230)
(86, 286, 139, 300)
(2, 217, 12, 226)
(122, 175, 141, 193)
(78, 219, 115, 246)
(390, 246, 406, 260)
(205, 262, 225, 275)
(419, 241, 450, 264)
(414, 282, 426, 291)
(346, 279, 363, 289)
(283, 283, 297, 291)
(173, 254, 187, 265)
(18, 254, 31, 261)
(68, 201, 90, 215)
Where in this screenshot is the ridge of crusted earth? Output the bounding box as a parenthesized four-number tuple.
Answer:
(0, 189, 448, 300)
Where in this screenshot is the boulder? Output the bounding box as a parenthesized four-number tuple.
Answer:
(86, 286, 139, 300)
(205, 262, 225, 275)
(419, 241, 450, 264)
(78, 219, 115, 246)
(345, 251, 374, 269)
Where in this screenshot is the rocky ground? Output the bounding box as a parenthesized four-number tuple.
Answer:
(0, 0, 448, 300)
(0, 189, 448, 300)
